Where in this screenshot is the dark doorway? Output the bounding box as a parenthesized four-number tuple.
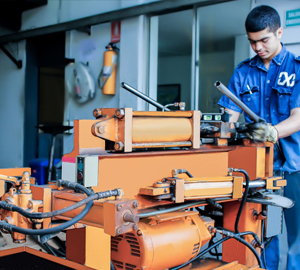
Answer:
(24, 32, 65, 170)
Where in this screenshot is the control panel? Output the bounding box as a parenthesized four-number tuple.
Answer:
(76, 155, 98, 187)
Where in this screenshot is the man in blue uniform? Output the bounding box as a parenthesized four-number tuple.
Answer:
(218, 5, 300, 270)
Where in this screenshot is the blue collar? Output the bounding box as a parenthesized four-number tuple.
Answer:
(249, 43, 287, 68)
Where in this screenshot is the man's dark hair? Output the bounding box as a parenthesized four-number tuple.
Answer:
(245, 5, 281, 33)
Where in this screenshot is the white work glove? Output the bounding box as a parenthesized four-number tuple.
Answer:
(245, 122, 278, 144)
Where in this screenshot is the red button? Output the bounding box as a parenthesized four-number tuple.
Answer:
(77, 172, 83, 180)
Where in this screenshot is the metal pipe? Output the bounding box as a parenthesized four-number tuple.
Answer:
(121, 82, 170, 111)
(138, 197, 231, 218)
(244, 180, 265, 188)
(48, 134, 56, 181)
(214, 81, 265, 123)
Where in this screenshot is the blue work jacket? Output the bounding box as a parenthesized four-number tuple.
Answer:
(218, 44, 300, 173)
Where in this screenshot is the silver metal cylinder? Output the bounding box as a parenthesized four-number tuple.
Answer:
(214, 81, 263, 123)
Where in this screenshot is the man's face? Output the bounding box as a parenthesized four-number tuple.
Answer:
(247, 27, 283, 62)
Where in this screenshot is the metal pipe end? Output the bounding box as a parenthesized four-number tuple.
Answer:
(214, 81, 221, 87)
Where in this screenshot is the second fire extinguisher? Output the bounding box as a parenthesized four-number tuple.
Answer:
(98, 43, 119, 95)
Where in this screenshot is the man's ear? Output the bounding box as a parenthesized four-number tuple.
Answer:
(277, 27, 283, 39)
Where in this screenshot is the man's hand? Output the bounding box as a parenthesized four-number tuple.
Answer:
(246, 122, 278, 144)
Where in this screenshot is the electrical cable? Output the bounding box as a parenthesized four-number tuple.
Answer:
(261, 219, 267, 269)
(231, 168, 250, 234)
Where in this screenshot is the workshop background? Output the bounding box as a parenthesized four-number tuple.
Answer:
(0, 0, 299, 171)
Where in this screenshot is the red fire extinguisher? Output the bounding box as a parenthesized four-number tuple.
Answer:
(98, 43, 119, 95)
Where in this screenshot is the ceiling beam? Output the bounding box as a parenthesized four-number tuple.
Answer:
(0, 0, 234, 45)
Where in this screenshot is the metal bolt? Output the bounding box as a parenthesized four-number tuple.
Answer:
(98, 125, 105, 134)
(136, 230, 143, 236)
(133, 201, 139, 208)
(115, 109, 125, 119)
(133, 224, 139, 231)
(117, 204, 122, 211)
(116, 227, 122, 235)
(114, 142, 124, 151)
(93, 109, 102, 118)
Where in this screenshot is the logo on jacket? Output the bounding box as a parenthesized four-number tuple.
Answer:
(277, 72, 295, 87)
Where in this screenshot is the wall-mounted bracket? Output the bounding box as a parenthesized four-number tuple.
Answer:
(0, 44, 22, 69)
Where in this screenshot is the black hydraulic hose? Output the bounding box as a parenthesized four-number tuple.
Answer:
(0, 180, 96, 236)
(0, 200, 93, 236)
(216, 227, 263, 247)
(170, 236, 230, 270)
(261, 219, 267, 268)
(215, 228, 263, 268)
(59, 180, 93, 196)
(238, 231, 262, 247)
(171, 229, 264, 270)
(232, 168, 250, 234)
(0, 189, 120, 219)
(208, 234, 222, 259)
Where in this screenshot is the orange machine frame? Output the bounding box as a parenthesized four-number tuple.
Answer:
(0, 108, 284, 270)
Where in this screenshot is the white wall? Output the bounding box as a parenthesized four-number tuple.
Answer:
(63, 15, 149, 154)
(255, 0, 300, 45)
(119, 15, 149, 111)
(158, 55, 191, 109)
(0, 41, 26, 167)
(64, 24, 119, 121)
(63, 23, 119, 154)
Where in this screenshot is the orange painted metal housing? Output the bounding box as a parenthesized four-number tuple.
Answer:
(223, 201, 262, 267)
(111, 212, 214, 270)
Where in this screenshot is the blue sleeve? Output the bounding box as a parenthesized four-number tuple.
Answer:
(290, 69, 300, 110)
(217, 68, 243, 113)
